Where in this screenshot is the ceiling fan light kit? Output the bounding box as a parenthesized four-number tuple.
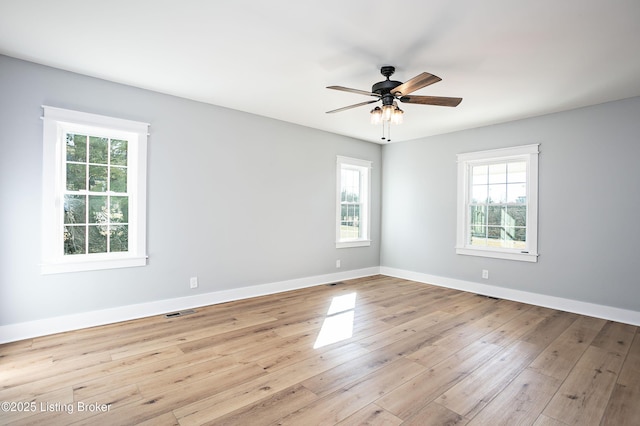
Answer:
(370, 102, 403, 125)
(327, 65, 462, 141)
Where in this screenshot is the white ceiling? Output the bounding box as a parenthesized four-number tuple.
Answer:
(2, 0, 639, 143)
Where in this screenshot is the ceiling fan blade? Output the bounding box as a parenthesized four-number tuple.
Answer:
(327, 85, 379, 97)
(399, 95, 463, 107)
(391, 72, 442, 96)
(326, 99, 379, 114)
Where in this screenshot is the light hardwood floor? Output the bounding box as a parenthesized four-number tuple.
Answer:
(1, 275, 639, 425)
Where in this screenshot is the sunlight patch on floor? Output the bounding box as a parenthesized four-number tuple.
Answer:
(313, 292, 357, 349)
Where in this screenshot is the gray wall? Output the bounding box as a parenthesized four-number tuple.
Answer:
(381, 96, 640, 311)
(0, 55, 381, 325)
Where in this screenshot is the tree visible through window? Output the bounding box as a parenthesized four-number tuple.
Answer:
(64, 133, 130, 255)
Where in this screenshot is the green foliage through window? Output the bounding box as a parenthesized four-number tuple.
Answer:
(63, 132, 129, 255)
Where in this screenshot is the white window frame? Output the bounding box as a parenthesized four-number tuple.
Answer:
(41, 106, 149, 274)
(336, 156, 371, 248)
(456, 144, 539, 262)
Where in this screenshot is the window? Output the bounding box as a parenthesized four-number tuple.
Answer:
(41, 106, 149, 274)
(336, 156, 371, 248)
(456, 144, 539, 262)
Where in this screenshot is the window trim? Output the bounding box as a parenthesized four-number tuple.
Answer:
(456, 144, 539, 262)
(336, 156, 372, 249)
(41, 106, 149, 274)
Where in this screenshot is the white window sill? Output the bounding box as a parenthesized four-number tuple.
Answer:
(336, 240, 371, 249)
(41, 256, 148, 274)
(456, 247, 538, 263)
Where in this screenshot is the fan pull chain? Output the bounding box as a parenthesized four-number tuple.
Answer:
(380, 121, 392, 142)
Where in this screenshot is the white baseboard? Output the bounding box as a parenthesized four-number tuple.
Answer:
(380, 266, 640, 326)
(0, 267, 380, 344)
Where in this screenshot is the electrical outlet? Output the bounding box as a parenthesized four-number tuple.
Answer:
(190, 276, 198, 289)
(482, 270, 489, 279)
(336, 259, 341, 268)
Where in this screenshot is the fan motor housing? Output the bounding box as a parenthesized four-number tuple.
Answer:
(372, 80, 402, 105)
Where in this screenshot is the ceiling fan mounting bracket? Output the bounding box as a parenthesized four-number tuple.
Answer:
(380, 66, 395, 79)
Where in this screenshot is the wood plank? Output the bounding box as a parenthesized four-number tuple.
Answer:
(1, 345, 187, 405)
(8, 384, 141, 426)
(72, 347, 220, 401)
(532, 414, 569, 426)
(600, 382, 640, 426)
(355, 310, 450, 353)
(135, 357, 265, 396)
(616, 329, 640, 387)
(336, 404, 403, 426)
(466, 368, 562, 425)
(278, 358, 425, 425)
(528, 315, 605, 381)
(542, 345, 625, 425)
(136, 412, 180, 426)
(172, 341, 370, 425)
(436, 340, 541, 418)
(28, 309, 227, 357)
(401, 402, 468, 426)
(0, 353, 54, 388)
(300, 329, 436, 397)
(601, 330, 640, 426)
(376, 340, 503, 419)
(590, 320, 636, 355)
(481, 306, 548, 346)
(201, 384, 318, 426)
(69, 361, 268, 425)
(420, 297, 506, 339)
(519, 310, 579, 350)
(179, 327, 282, 357)
(0, 338, 33, 356)
(406, 301, 537, 368)
(255, 335, 373, 374)
(0, 386, 73, 425)
(438, 293, 490, 315)
(110, 313, 279, 360)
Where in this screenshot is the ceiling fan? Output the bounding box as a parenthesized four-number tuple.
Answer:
(326, 66, 462, 122)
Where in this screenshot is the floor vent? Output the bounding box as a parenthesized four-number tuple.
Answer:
(476, 294, 500, 300)
(164, 309, 196, 318)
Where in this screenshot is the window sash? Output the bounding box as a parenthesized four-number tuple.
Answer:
(63, 131, 131, 256)
(456, 144, 539, 262)
(466, 159, 528, 250)
(336, 156, 371, 248)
